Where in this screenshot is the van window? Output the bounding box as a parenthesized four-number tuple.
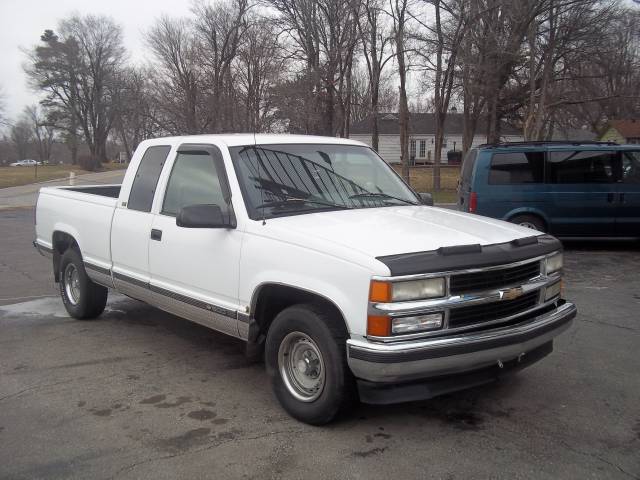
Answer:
(488, 152, 544, 184)
(622, 151, 640, 184)
(546, 150, 618, 184)
(162, 151, 227, 216)
(128, 145, 171, 212)
(460, 149, 477, 183)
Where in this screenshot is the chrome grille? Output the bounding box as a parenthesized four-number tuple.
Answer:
(448, 291, 539, 329)
(449, 261, 540, 294)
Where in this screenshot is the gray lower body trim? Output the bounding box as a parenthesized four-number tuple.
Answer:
(111, 271, 246, 340)
(84, 262, 114, 288)
(33, 240, 53, 259)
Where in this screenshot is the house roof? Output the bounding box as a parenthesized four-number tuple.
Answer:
(608, 119, 640, 139)
(350, 112, 522, 136)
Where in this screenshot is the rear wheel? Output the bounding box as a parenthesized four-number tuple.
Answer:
(59, 249, 108, 319)
(510, 214, 546, 233)
(265, 304, 355, 425)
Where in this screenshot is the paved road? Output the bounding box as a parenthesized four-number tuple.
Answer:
(1, 208, 639, 479)
(0, 170, 127, 209)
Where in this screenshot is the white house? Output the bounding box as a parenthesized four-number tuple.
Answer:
(349, 112, 524, 164)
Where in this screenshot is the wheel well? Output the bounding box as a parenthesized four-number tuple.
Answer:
(52, 231, 79, 282)
(250, 284, 348, 343)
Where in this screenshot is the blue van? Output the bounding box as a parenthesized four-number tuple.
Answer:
(457, 142, 640, 237)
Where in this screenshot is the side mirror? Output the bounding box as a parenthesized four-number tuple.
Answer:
(418, 192, 434, 206)
(176, 204, 236, 229)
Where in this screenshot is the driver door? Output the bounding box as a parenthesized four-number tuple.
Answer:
(148, 144, 243, 338)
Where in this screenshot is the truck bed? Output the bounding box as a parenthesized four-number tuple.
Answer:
(35, 184, 122, 272)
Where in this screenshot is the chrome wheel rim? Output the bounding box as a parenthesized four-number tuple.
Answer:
(64, 263, 81, 305)
(278, 331, 325, 402)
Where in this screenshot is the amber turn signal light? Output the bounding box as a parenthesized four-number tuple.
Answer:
(367, 315, 391, 337)
(369, 280, 391, 302)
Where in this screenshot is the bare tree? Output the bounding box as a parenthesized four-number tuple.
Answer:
(25, 18, 126, 169)
(25, 105, 55, 163)
(146, 16, 202, 134)
(415, 0, 468, 189)
(234, 17, 284, 132)
(389, 0, 413, 182)
(357, 0, 396, 150)
(10, 119, 33, 160)
(193, 0, 250, 132)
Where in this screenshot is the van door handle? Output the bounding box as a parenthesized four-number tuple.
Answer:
(150, 229, 162, 241)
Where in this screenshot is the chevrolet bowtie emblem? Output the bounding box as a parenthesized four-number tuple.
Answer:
(500, 287, 524, 301)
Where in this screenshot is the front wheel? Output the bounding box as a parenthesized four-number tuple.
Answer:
(265, 304, 355, 425)
(59, 249, 108, 319)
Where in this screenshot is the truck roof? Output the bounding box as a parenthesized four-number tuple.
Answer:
(139, 133, 368, 148)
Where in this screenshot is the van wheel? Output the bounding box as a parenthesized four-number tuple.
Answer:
(59, 249, 108, 319)
(510, 214, 546, 233)
(265, 304, 356, 425)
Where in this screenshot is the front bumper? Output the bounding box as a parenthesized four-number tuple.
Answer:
(347, 300, 576, 385)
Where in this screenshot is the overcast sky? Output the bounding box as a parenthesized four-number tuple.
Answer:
(0, 0, 193, 121)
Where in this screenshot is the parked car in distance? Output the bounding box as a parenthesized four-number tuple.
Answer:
(458, 141, 640, 237)
(34, 134, 576, 424)
(10, 159, 41, 167)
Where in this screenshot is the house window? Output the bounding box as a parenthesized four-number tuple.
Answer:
(443, 138, 448, 149)
(419, 140, 426, 158)
(409, 140, 416, 158)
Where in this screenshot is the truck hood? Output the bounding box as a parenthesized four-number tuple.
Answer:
(262, 206, 540, 259)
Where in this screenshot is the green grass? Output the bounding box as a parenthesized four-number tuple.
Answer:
(0, 163, 127, 189)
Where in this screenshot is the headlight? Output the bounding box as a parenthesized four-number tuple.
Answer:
(545, 252, 563, 275)
(391, 278, 446, 301)
(369, 278, 446, 302)
(391, 313, 443, 334)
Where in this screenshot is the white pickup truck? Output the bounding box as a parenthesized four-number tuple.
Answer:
(34, 134, 576, 424)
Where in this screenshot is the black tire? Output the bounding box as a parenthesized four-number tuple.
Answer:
(59, 248, 108, 319)
(509, 214, 546, 233)
(265, 304, 356, 425)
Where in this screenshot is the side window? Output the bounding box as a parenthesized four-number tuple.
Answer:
(488, 152, 544, 184)
(623, 151, 640, 184)
(546, 150, 618, 184)
(162, 151, 227, 216)
(460, 149, 477, 183)
(128, 145, 171, 212)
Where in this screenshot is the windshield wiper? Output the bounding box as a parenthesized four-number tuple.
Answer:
(255, 197, 349, 210)
(348, 192, 418, 205)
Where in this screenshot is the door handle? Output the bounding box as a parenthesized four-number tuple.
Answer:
(150, 229, 163, 241)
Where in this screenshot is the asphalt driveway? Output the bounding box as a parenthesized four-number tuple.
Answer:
(1, 207, 639, 479)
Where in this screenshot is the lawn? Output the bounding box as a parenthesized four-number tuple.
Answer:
(0, 163, 127, 189)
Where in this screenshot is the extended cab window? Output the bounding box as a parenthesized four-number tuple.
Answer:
(489, 152, 544, 184)
(162, 151, 227, 216)
(128, 145, 171, 212)
(546, 150, 618, 184)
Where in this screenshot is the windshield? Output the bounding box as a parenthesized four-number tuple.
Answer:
(229, 143, 420, 219)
